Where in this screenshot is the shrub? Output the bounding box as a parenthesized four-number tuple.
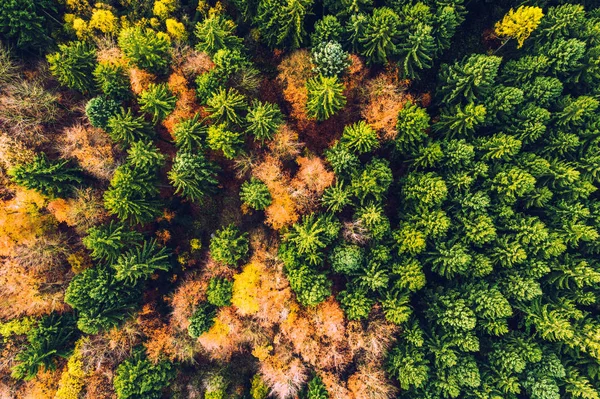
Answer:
(113, 350, 176, 399)
(85, 96, 120, 129)
(311, 41, 351, 77)
(246, 100, 283, 142)
(340, 121, 379, 154)
(8, 153, 82, 198)
(306, 75, 346, 121)
(118, 26, 171, 74)
(207, 123, 244, 159)
(209, 224, 249, 267)
(47, 41, 97, 93)
(206, 277, 233, 307)
(139, 83, 177, 122)
(240, 178, 272, 210)
(187, 303, 217, 338)
(94, 62, 130, 99)
(168, 152, 219, 202)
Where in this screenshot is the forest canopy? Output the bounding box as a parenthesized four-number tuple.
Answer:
(1, 1, 600, 399)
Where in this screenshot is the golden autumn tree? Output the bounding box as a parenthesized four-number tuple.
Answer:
(495, 6, 544, 48)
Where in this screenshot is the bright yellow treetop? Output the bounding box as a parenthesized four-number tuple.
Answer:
(495, 6, 544, 48)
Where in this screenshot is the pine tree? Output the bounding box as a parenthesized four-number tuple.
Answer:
(206, 87, 247, 127)
(187, 303, 217, 338)
(8, 153, 82, 198)
(310, 15, 343, 46)
(350, 158, 394, 204)
(433, 102, 487, 138)
(172, 114, 207, 152)
(395, 101, 430, 153)
(47, 41, 96, 93)
(94, 61, 130, 99)
(437, 54, 502, 105)
(245, 100, 283, 142)
(168, 152, 218, 202)
(113, 239, 171, 284)
(256, 0, 313, 49)
(340, 121, 379, 154)
(206, 123, 244, 159)
(194, 13, 243, 56)
(138, 83, 177, 122)
(206, 277, 234, 307)
(113, 350, 175, 399)
(209, 224, 249, 267)
(398, 23, 436, 79)
(359, 7, 401, 65)
(283, 213, 340, 266)
(311, 41, 351, 77)
(85, 96, 120, 129)
(240, 178, 272, 210)
(306, 375, 329, 399)
(321, 181, 352, 212)
(107, 108, 155, 144)
(306, 74, 346, 121)
(82, 221, 143, 264)
(118, 27, 171, 74)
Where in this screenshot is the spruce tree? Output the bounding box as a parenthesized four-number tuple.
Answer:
(306, 75, 346, 121)
(8, 154, 82, 198)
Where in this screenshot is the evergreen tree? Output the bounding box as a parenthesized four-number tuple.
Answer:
(168, 152, 218, 202)
(255, 0, 314, 49)
(311, 41, 351, 77)
(306, 75, 346, 121)
(359, 7, 401, 65)
(206, 123, 244, 159)
(398, 23, 436, 79)
(107, 108, 155, 144)
(138, 83, 177, 123)
(113, 239, 171, 284)
(94, 61, 130, 100)
(47, 41, 96, 93)
(126, 141, 165, 171)
(340, 121, 379, 154)
(173, 114, 207, 152)
(206, 87, 247, 127)
(85, 96, 120, 129)
(82, 221, 143, 264)
(246, 100, 283, 142)
(310, 15, 343, 46)
(113, 350, 175, 399)
(240, 178, 272, 210)
(433, 102, 487, 138)
(206, 277, 233, 307)
(118, 27, 171, 74)
(395, 101, 430, 153)
(437, 54, 502, 105)
(194, 13, 243, 56)
(8, 154, 82, 198)
(209, 224, 249, 267)
(187, 303, 217, 338)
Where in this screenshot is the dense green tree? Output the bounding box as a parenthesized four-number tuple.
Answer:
(321, 181, 352, 212)
(173, 114, 207, 152)
(195, 70, 222, 104)
(311, 41, 351, 77)
(126, 141, 165, 171)
(350, 158, 393, 203)
(139, 83, 177, 122)
(8, 154, 81, 198)
(340, 121, 379, 154)
(103, 163, 162, 225)
(113, 350, 176, 399)
(395, 101, 430, 153)
(245, 100, 283, 142)
(338, 288, 374, 320)
(47, 41, 96, 93)
(83, 221, 143, 264)
(305, 374, 329, 399)
(359, 7, 401, 65)
(437, 54, 502, 105)
(0, 0, 57, 51)
(118, 27, 171, 75)
(188, 303, 217, 338)
(324, 142, 360, 176)
(94, 62, 130, 100)
(206, 277, 234, 307)
(107, 108, 154, 144)
(194, 14, 243, 56)
(168, 152, 218, 202)
(329, 244, 363, 274)
(433, 102, 487, 138)
(206, 87, 247, 127)
(240, 178, 272, 210)
(283, 213, 340, 266)
(11, 314, 77, 381)
(206, 123, 244, 159)
(85, 96, 120, 129)
(398, 23, 436, 79)
(310, 15, 343, 46)
(113, 239, 171, 284)
(306, 75, 346, 121)
(209, 224, 249, 267)
(285, 265, 332, 306)
(65, 266, 142, 334)
(255, 0, 314, 49)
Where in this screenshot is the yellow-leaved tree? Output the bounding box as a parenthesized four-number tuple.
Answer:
(495, 6, 544, 48)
